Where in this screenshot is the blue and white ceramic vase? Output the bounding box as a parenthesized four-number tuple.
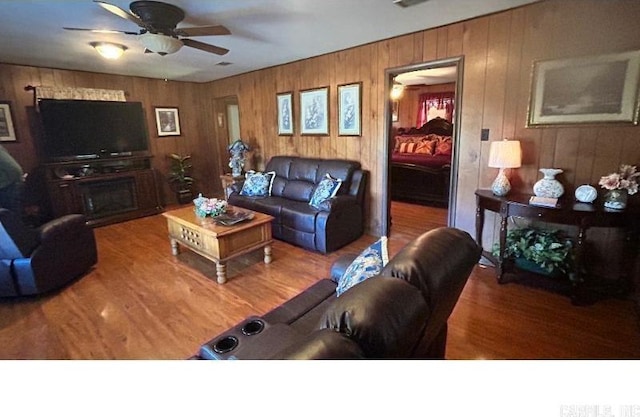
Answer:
(533, 168, 564, 198)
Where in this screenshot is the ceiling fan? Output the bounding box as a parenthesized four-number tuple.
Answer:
(64, 0, 231, 56)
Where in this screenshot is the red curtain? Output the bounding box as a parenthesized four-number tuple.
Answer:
(416, 92, 454, 127)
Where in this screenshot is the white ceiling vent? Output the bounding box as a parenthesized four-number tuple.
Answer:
(393, 0, 430, 8)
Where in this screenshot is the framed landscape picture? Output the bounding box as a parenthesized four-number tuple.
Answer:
(527, 50, 640, 126)
(0, 101, 17, 142)
(155, 107, 181, 136)
(300, 87, 329, 135)
(276, 92, 294, 135)
(338, 82, 362, 136)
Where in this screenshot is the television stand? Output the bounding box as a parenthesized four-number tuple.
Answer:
(43, 156, 163, 227)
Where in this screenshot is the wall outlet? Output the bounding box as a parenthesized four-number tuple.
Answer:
(481, 129, 490, 141)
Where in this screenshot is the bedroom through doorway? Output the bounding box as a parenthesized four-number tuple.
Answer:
(383, 57, 463, 237)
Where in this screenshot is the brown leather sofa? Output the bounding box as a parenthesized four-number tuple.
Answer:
(0, 208, 97, 297)
(228, 156, 367, 253)
(193, 227, 481, 359)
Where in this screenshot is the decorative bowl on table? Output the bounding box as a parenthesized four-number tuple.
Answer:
(193, 194, 228, 218)
(213, 210, 255, 226)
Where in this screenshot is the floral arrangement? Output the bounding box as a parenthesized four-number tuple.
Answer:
(598, 164, 639, 195)
(193, 194, 228, 217)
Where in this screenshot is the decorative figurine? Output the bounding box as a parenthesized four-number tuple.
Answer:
(228, 139, 250, 177)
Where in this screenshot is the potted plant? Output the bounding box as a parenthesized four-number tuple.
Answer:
(167, 153, 194, 204)
(492, 227, 574, 278)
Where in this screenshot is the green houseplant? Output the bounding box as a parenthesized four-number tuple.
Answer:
(492, 227, 574, 277)
(167, 153, 194, 204)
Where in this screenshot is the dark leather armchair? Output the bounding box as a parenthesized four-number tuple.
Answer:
(0, 208, 97, 297)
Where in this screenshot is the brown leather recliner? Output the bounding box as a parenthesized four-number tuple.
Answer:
(194, 227, 481, 359)
(0, 208, 98, 297)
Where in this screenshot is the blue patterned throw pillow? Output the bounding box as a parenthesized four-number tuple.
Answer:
(309, 174, 342, 209)
(240, 171, 276, 197)
(336, 236, 389, 297)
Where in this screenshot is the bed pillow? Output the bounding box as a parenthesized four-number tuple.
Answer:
(394, 135, 426, 152)
(415, 139, 436, 155)
(309, 173, 342, 209)
(240, 170, 276, 197)
(336, 236, 389, 297)
(398, 142, 419, 153)
(435, 137, 452, 156)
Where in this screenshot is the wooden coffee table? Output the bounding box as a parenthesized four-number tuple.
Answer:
(162, 205, 274, 284)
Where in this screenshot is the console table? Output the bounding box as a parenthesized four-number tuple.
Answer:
(475, 189, 639, 305)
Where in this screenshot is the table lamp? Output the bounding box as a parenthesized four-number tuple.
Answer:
(488, 139, 521, 196)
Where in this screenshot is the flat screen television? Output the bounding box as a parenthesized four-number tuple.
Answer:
(38, 99, 150, 162)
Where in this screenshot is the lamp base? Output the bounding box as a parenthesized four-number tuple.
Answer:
(491, 169, 511, 197)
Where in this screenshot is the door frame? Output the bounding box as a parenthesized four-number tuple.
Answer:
(382, 56, 465, 235)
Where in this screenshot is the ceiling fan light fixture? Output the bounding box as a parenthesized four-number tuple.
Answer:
(139, 33, 183, 55)
(90, 42, 127, 60)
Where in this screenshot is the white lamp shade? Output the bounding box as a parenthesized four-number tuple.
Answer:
(488, 140, 521, 169)
(139, 33, 183, 55)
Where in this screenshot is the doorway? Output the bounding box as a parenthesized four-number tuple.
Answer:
(382, 57, 464, 236)
(212, 95, 241, 177)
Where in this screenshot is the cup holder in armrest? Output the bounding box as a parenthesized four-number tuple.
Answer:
(199, 316, 273, 359)
(241, 319, 265, 336)
(213, 336, 239, 354)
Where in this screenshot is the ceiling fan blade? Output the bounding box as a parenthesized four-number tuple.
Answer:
(182, 39, 229, 56)
(94, 0, 146, 28)
(175, 25, 231, 37)
(63, 27, 139, 35)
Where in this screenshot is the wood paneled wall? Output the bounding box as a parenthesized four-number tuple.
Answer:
(206, 0, 640, 242)
(0, 64, 220, 206)
(1, 0, 639, 252)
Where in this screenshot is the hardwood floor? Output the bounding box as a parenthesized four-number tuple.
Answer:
(1, 201, 639, 359)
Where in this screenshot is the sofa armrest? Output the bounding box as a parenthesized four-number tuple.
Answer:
(329, 254, 358, 282)
(315, 195, 358, 212)
(39, 214, 88, 241)
(270, 328, 365, 359)
(33, 213, 97, 269)
(229, 180, 244, 194)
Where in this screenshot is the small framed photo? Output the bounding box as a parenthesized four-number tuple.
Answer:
(0, 101, 18, 142)
(338, 82, 362, 136)
(527, 50, 640, 126)
(276, 92, 294, 135)
(154, 107, 181, 136)
(300, 87, 329, 135)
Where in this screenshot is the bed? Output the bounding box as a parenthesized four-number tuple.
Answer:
(390, 117, 453, 206)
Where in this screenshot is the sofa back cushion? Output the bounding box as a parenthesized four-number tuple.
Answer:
(379, 227, 481, 348)
(265, 156, 362, 202)
(320, 277, 429, 358)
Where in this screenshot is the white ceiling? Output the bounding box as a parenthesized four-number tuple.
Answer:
(0, 0, 539, 83)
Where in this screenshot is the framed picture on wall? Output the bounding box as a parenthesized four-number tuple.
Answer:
(276, 92, 294, 135)
(154, 107, 181, 136)
(0, 101, 18, 142)
(338, 82, 362, 136)
(300, 87, 329, 135)
(527, 50, 640, 126)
